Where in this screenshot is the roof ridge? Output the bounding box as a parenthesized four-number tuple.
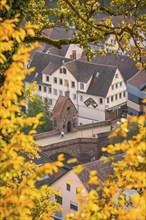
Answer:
(77, 59, 118, 69)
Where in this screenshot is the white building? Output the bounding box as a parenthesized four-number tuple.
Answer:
(25, 51, 138, 125)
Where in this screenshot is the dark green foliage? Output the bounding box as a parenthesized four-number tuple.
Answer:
(26, 95, 52, 133)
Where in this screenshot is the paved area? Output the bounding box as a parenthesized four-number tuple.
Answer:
(36, 125, 111, 147)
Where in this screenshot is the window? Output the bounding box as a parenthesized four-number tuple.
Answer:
(60, 68, 62, 74)
(54, 77, 57, 84)
(48, 87, 52, 94)
(119, 93, 122, 98)
(46, 76, 49, 82)
(99, 98, 103, 104)
(80, 82, 84, 90)
(44, 97, 48, 103)
(53, 89, 57, 95)
(64, 79, 69, 87)
(115, 73, 118, 78)
(62, 68, 66, 74)
(123, 91, 126, 97)
(38, 85, 41, 91)
(80, 95, 83, 102)
(70, 201, 78, 211)
(66, 183, 71, 191)
(73, 94, 77, 100)
(115, 83, 118, 89)
(44, 86, 47, 92)
(111, 96, 114, 102)
(111, 85, 114, 90)
(71, 81, 75, 88)
(120, 82, 122, 87)
(59, 90, 63, 96)
(115, 94, 118, 100)
(59, 78, 63, 85)
(107, 98, 109, 103)
(55, 195, 62, 204)
(48, 98, 52, 105)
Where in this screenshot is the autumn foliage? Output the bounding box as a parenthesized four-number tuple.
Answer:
(0, 1, 146, 220)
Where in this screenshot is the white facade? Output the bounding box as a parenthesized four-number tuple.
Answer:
(34, 65, 127, 125)
(65, 44, 83, 59)
(52, 170, 87, 220)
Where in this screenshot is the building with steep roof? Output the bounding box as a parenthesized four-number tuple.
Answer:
(25, 52, 139, 124)
(127, 69, 146, 116)
(52, 95, 78, 133)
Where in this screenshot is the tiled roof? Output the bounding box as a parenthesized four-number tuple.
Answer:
(52, 95, 77, 116)
(127, 69, 146, 89)
(78, 154, 124, 191)
(24, 151, 68, 188)
(65, 60, 117, 97)
(25, 52, 71, 83)
(42, 55, 70, 75)
(79, 53, 138, 82)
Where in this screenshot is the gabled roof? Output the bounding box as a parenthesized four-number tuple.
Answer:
(52, 95, 77, 116)
(78, 154, 124, 191)
(50, 27, 75, 39)
(65, 60, 117, 97)
(42, 54, 70, 75)
(79, 53, 138, 82)
(127, 69, 146, 89)
(42, 27, 76, 57)
(25, 52, 71, 83)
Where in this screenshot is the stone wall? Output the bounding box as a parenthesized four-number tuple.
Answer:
(42, 137, 109, 164)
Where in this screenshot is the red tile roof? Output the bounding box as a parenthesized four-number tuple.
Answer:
(52, 96, 69, 116)
(127, 69, 146, 88)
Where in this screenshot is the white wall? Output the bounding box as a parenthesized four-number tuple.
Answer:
(65, 44, 83, 59)
(105, 69, 127, 109)
(52, 171, 87, 219)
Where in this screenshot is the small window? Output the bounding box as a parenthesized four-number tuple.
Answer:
(111, 85, 114, 90)
(38, 85, 41, 91)
(111, 96, 114, 102)
(80, 82, 84, 90)
(48, 87, 52, 94)
(55, 195, 62, 204)
(44, 86, 47, 92)
(115, 83, 118, 89)
(59, 78, 63, 85)
(46, 76, 49, 82)
(66, 183, 71, 191)
(73, 94, 77, 100)
(115, 74, 118, 78)
(99, 98, 103, 104)
(70, 201, 78, 211)
(62, 68, 66, 74)
(60, 68, 62, 74)
(54, 77, 57, 84)
(115, 94, 118, 100)
(71, 81, 75, 88)
(53, 89, 57, 95)
(80, 95, 83, 102)
(107, 97, 109, 103)
(119, 93, 122, 98)
(48, 98, 52, 105)
(59, 90, 63, 96)
(120, 82, 122, 87)
(44, 97, 48, 103)
(64, 79, 69, 87)
(123, 91, 126, 97)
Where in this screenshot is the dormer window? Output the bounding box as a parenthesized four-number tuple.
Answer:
(115, 73, 118, 78)
(80, 82, 84, 90)
(46, 76, 49, 82)
(60, 68, 66, 74)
